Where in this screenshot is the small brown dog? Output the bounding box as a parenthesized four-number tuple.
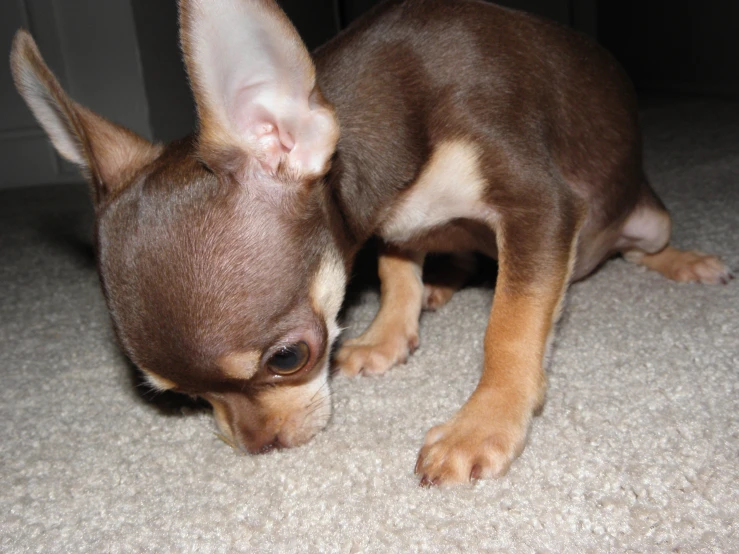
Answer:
(11, 0, 731, 486)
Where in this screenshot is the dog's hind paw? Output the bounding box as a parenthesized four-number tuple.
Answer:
(630, 246, 733, 285)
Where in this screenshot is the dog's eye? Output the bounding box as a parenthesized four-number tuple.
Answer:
(267, 341, 310, 375)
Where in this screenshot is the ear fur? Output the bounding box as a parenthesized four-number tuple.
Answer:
(10, 30, 161, 204)
(179, 0, 338, 181)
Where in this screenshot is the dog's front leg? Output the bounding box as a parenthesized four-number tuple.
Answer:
(336, 245, 425, 376)
(415, 204, 581, 485)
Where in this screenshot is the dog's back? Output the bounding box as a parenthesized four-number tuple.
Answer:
(317, 0, 642, 260)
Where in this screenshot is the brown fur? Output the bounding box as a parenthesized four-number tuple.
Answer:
(11, 0, 731, 484)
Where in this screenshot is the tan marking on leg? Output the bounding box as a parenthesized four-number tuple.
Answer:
(415, 286, 564, 485)
(629, 246, 733, 285)
(335, 246, 425, 376)
(415, 211, 581, 486)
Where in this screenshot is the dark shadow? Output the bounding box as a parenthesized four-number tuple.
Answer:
(0, 183, 98, 268)
(340, 243, 500, 319)
(425, 252, 499, 290)
(34, 215, 96, 268)
(338, 237, 381, 322)
(122, 351, 211, 416)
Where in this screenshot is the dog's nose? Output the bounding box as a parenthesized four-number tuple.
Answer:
(242, 432, 282, 454)
(257, 436, 281, 454)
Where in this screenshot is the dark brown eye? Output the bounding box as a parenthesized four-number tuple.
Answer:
(267, 341, 310, 375)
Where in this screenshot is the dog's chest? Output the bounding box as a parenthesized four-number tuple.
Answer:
(378, 141, 495, 248)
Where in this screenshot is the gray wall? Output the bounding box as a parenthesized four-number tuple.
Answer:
(1, 0, 152, 188)
(131, 0, 195, 143)
(0, 0, 342, 189)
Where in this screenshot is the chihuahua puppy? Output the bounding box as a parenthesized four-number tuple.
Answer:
(11, 0, 731, 486)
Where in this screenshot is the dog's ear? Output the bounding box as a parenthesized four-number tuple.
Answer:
(10, 30, 161, 206)
(179, 0, 338, 181)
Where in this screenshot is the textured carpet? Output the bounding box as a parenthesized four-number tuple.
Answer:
(1, 99, 738, 553)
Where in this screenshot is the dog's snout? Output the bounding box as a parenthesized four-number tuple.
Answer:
(239, 430, 282, 455)
(257, 437, 282, 454)
(210, 373, 332, 455)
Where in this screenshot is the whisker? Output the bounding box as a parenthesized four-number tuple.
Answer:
(304, 392, 333, 418)
(214, 431, 238, 450)
(309, 380, 330, 403)
(305, 403, 330, 418)
(135, 381, 165, 400)
(306, 386, 332, 409)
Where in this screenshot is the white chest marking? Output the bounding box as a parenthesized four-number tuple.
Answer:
(379, 141, 492, 243)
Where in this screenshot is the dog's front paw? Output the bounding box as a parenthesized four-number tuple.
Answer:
(335, 330, 419, 377)
(414, 398, 530, 486)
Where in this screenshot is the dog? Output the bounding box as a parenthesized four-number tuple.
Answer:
(11, 0, 731, 486)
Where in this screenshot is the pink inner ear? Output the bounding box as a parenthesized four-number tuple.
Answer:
(219, 79, 338, 178)
(287, 106, 339, 178)
(182, 0, 338, 179)
(230, 89, 296, 173)
(254, 123, 287, 172)
(278, 127, 295, 151)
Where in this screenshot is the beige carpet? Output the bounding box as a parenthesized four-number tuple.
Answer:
(1, 98, 737, 552)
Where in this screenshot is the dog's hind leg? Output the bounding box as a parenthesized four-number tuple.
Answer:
(422, 252, 477, 311)
(335, 245, 425, 376)
(619, 185, 732, 284)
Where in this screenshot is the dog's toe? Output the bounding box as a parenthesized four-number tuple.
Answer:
(414, 409, 528, 486)
(335, 333, 418, 377)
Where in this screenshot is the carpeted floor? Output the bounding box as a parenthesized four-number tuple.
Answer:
(1, 99, 738, 553)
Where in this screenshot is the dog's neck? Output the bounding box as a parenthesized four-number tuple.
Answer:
(322, 145, 405, 268)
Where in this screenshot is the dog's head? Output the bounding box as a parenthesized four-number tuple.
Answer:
(10, 0, 345, 452)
